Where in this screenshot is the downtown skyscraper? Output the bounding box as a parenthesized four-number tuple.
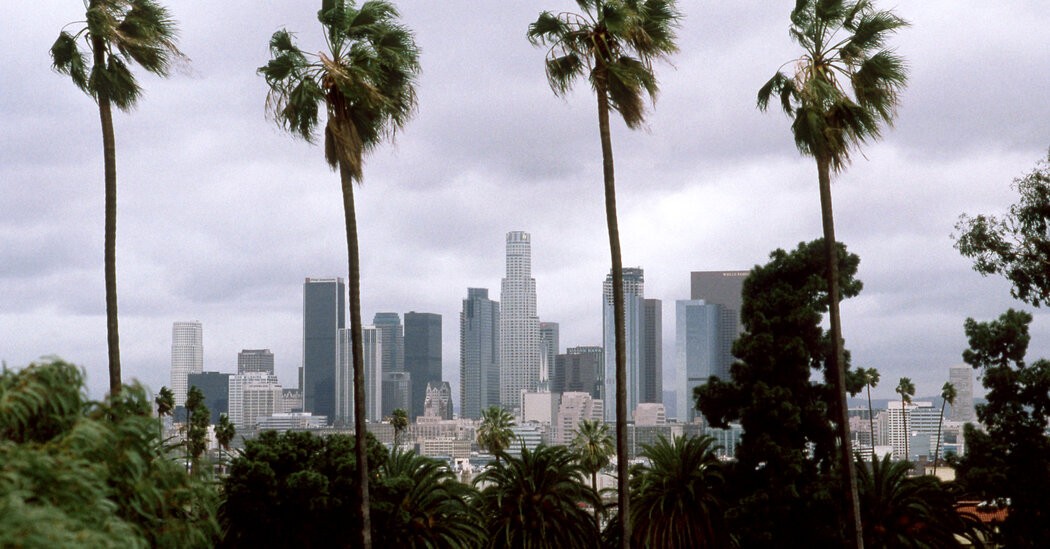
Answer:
(302, 278, 345, 423)
(500, 231, 540, 412)
(405, 312, 442, 419)
(602, 268, 661, 422)
(460, 288, 500, 419)
(170, 321, 203, 407)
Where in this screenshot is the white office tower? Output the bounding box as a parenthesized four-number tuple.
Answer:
(336, 326, 383, 424)
(500, 231, 540, 412)
(228, 372, 282, 430)
(948, 366, 977, 423)
(556, 392, 604, 445)
(170, 321, 203, 406)
(884, 401, 943, 461)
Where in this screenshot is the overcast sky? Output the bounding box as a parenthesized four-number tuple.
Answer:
(3, 1, 1048, 407)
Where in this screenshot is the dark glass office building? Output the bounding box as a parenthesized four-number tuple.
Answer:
(303, 278, 345, 423)
(405, 311, 441, 419)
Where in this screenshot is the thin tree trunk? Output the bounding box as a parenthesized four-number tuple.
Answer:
(867, 383, 876, 464)
(596, 78, 630, 549)
(817, 156, 863, 549)
(902, 396, 909, 469)
(340, 163, 371, 549)
(592, 470, 600, 525)
(94, 35, 121, 396)
(933, 400, 946, 476)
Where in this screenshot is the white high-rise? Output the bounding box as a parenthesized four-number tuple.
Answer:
(948, 365, 977, 423)
(171, 321, 203, 406)
(500, 231, 540, 412)
(336, 326, 382, 424)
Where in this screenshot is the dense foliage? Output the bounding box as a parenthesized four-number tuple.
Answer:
(0, 358, 218, 548)
(954, 309, 1050, 547)
(696, 239, 863, 546)
(955, 151, 1050, 307)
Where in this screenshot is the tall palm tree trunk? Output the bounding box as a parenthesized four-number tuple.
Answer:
(94, 35, 122, 396)
(592, 470, 601, 524)
(340, 164, 372, 549)
(596, 78, 631, 549)
(817, 156, 863, 548)
(867, 383, 876, 463)
(902, 395, 909, 468)
(933, 400, 946, 476)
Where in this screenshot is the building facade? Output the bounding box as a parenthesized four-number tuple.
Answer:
(553, 346, 602, 399)
(423, 381, 454, 420)
(381, 371, 412, 418)
(500, 231, 540, 412)
(302, 278, 345, 423)
(948, 365, 977, 423)
(405, 312, 442, 419)
(336, 325, 382, 424)
(602, 268, 659, 422)
(187, 371, 230, 424)
(237, 349, 274, 374)
(228, 372, 282, 430)
(675, 299, 729, 422)
(171, 321, 204, 407)
(460, 288, 500, 419)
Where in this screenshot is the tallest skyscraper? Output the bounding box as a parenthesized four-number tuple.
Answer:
(171, 321, 203, 406)
(500, 231, 540, 412)
(303, 277, 345, 422)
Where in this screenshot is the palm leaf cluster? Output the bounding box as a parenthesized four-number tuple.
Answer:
(528, 0, 680, 128)
(0, 358, 218, 548)
(758, 0, 908, 171)
(259, 0, 419, 181)
(476, 444, 601, 549)
(476, 405, 515, 458)
(629, 435, 727, 548)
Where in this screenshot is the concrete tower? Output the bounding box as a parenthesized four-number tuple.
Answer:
(602, 267, 646, 422)
(460, 288, 500, 419)
(500, 231, 540, 412)
(237, 349, 274, 374)
(171, 321, 203, 407)
(948, 365, 977, 423)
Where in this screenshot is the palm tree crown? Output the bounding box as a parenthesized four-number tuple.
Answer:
(475, 444, 600, 549)
(757, 0, 908, 172)
(630, 435, 726, 548)
(477, 405, 515, 458)
(51, 0, 183, 110)
(896, 376, 916, 462)
(527, 0, 680, 129)
(259, 0, 420, 182)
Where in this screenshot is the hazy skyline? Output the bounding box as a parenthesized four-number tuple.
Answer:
(3, 2, 1048, 403)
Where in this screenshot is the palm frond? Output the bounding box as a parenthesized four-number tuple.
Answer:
(114, 0, 183, 75)
(604, 55, 657, 128)
(50, 32, 90, 93)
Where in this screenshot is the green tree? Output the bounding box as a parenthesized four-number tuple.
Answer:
(0, 358, 218, 547)
(955, 150, 1050, 307)
(528, 3, 680, 542)
(629, 435, 727, 548)
(156, 386, 174, 418)
(858, 454, 984, 548)
(215, 413, 235, 475)
(475, 444, 600, 548)
(954, 309, 1050, 547)
(184, 385, 210, 476)
(390, 407, 408, 450)
(477, 405, 515, 461)
(220, 430, 388, 548)
(373, 449, 485, 548)
(861, 367, 880, 462)
(50, 1, 184, 396)
(570, 418, 614, 520)
(895, 377, 915, 466)
(757, 2, 909, 542)
(696, 239, 863, 547)
(932, 381, 955, 475)
(258, 3, 420, 546)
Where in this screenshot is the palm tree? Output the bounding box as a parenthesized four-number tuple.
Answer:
(215, 413, 235, 475)
(374, 449, 485, 548)
(528, 3, 681, 542)
(858, 454, 984, 547)
(862, 367, 880, 462)
(932, 382, 956, 475)
(895, 377, 915, 465)
(475, 444, 600, 548)
(477, 405, 515, 461)
(390, 407, 408, 450)
(630, 435, 726, 548)
(571, 419, 614, 520)
(258, 2, 420, 546)
(155, 386, 174, 418)
(50, 0, 185, 396)
(757, 1, 908, 543)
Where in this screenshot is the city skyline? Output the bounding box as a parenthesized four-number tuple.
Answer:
(6, 3, 1047, 404)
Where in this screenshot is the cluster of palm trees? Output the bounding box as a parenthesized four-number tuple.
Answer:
(52, 1, 911, 547)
